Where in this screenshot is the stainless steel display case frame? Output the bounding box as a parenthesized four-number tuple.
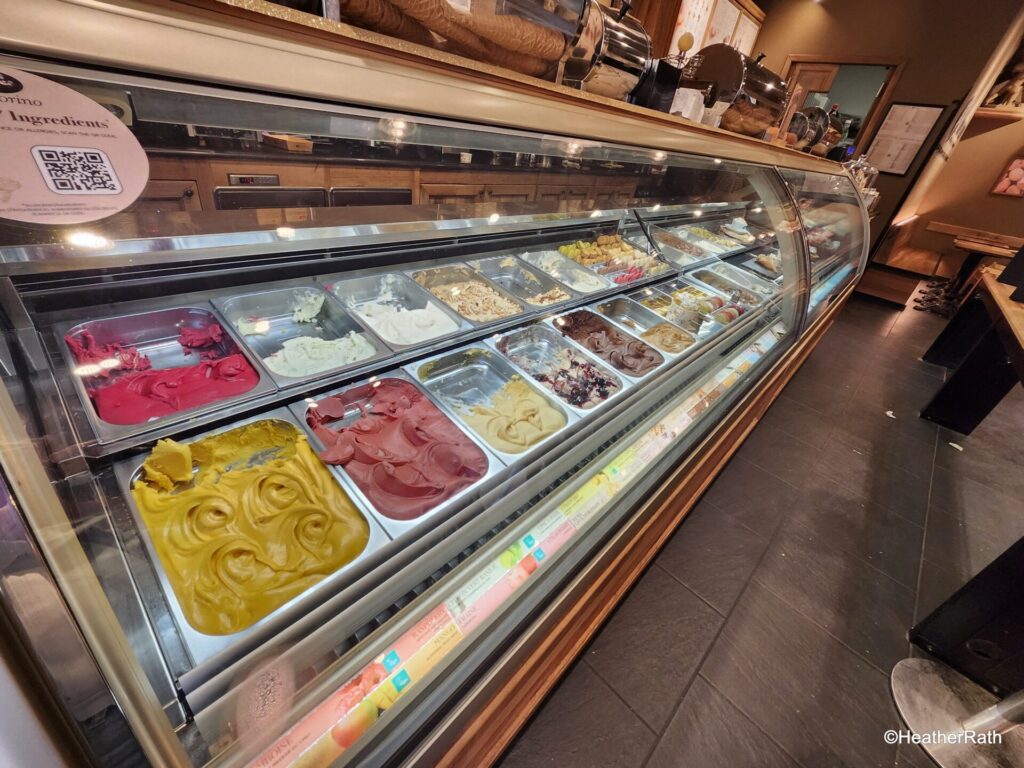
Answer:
(0, 31, 869, 768)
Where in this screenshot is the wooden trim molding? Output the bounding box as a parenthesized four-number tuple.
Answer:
(431, 284, 857, 768)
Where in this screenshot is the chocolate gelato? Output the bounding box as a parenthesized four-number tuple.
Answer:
(556, 311, 663, 376)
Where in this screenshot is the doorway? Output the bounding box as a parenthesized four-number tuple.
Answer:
(779, 57, 905, 158)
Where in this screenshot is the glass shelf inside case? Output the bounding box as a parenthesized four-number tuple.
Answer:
(0, 55, 814, 768)
(779, 169, 867, 322)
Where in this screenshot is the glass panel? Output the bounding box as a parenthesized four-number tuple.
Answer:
(779, 169, 866, 324)
(0, 58, 851, 768)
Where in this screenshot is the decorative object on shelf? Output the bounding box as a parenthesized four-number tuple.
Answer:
(991, 155, 1024, 197)
(982, 40, 1024, 113)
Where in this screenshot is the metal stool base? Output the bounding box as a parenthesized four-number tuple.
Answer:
(891, 658, 1024, 768)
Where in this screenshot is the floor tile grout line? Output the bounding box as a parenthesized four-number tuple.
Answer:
(911, 414, 941, 628)
(741, 446, 927, 533)
(650, 561, 728, 619)
(579, 656, 660, 740)
(638, 501, 794, 768)
(751, 569, 909, 679)
(782, 513, 922, 592)
(696, 673, 814, 768)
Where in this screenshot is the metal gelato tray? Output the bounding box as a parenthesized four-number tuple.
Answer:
(657, 279, 751, 328)
(546, 309, 666, 384)
(58, 305, 276, 446)
(406, 264, 527, 327)
(648, 225, 717, 267)
(687, 261, 777, 304)
(212, 286, 390, 388)
(111, 408, 389, 667)
(487, 323, 629, 417)
(629, 285, 725, 340)
(290, 370, 503, 541)
(467, 254, 578, 309)
(593, 297, 696, 356)
(408, 345, 576, 467)
(517, 249, 614, 295)
(665, 224, 734, 255)
(558, 237, 673, 287)
(321, 271, 471, 353)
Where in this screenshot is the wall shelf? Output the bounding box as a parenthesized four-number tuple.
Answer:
(972, 107, 1024, 124)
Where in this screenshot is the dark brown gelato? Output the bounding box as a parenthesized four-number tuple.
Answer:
(556, 311, 663, 376)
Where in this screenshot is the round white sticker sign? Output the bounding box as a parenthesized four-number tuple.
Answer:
(0, 67, 149, 225)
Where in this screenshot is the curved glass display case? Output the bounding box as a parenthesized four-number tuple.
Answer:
(0, 41, 867, 768)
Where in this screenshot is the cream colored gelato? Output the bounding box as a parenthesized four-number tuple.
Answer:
(356, 298, 459, 346)
(263, 332, 375, 377)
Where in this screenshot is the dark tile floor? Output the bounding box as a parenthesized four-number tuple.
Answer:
(499, 293, 1024, 768)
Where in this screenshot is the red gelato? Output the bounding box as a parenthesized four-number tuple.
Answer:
(65, 329, 152, 377)
(66, 322, 259, 425)
(179, 323, 224, 351)
(307, 379, 488, 520)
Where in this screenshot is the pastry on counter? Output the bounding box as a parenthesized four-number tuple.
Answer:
(755, 252, 782, 274)
(721, 217, 756, 244)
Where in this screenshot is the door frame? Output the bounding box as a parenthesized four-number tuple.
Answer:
(780, 55, 907, 155)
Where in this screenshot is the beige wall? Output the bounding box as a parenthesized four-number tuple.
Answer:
(752, 0, 1023, 248)
(908, 118, 1024, 254)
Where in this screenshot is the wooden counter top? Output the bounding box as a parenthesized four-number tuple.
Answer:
(983, 270, 1024, 350)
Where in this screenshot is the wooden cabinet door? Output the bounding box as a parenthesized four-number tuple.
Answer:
(789, 62, 839, 96)
(594, 183, 636, 207)
(420, 184, 486, 206)
(136, 179, 201, 212)
(483, 184, 536, 204)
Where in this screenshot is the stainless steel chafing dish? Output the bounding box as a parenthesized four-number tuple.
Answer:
(684, 44, 788, 138)
(561, 0, 652, 101)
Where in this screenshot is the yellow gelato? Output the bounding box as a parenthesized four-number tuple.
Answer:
(131, 420, 370, 635)
(141, 438, 193, 491)
(464, 377, 566, 454)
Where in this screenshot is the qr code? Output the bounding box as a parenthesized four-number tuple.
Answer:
(31, 146, 122, 195)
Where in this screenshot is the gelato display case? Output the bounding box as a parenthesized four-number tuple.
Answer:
(0, 9, 868, 767)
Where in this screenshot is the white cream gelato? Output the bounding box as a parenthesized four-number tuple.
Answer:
(262, 332, 375, 377)
(355, 299, 459, 346)
(291, 292, 325, 323)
